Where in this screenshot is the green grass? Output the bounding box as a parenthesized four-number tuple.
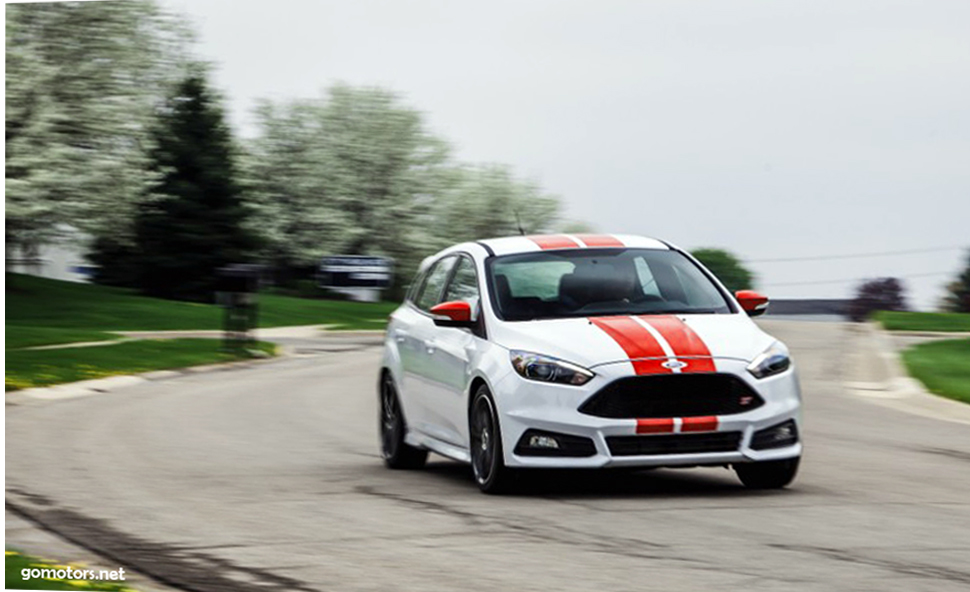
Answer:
(256, 292, 394, 329)
(5, 549, 136, 591)
(875, 311, 970, 332)
(5, 339, 276, 392)
(6, 273, 395, 349)
(901, 338, 970, 405)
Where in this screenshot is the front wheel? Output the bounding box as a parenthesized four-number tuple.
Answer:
(379, 373, 427, 469)
(469, 386, 515, 494)
(734, 456, 800, 489)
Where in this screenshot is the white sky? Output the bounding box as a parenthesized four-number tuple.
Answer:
(162, 0, 970, 309)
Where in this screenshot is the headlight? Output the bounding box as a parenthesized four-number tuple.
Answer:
(747, 342, 791, 379)
(510, 350, 594, 386)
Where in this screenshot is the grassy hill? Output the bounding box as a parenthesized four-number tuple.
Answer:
(5, 273, 396, 391)
(6, 273, 395, 347)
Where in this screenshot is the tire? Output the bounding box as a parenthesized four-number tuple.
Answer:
(469, 385, 515, 494)
(734, 456, 800, 489)
(379, 373, 428, 470)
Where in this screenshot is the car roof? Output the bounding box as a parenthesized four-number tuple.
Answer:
(477, 234, 671, 257)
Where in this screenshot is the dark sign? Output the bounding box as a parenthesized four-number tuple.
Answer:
(319, 256, 393, 289)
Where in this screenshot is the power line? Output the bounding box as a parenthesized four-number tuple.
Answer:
(746, 245, 965, 264)
(762, 271, 954, 287)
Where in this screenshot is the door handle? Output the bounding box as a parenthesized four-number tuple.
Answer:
(424, 339, 437, 355)
(393, 329, 408, 343)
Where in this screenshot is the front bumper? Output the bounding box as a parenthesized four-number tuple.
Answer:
(493, 360, 802, 469)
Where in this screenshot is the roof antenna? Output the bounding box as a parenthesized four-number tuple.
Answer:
(513, 209, 525, 236)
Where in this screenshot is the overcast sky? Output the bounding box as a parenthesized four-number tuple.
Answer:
(162, 0, 969, 309)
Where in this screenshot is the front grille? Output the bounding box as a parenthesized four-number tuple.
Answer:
(606, 432, 742, 457)
(579, 373, 764, 419)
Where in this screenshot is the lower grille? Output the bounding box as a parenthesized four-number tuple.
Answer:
(606, 432, 742, 457)
(579, 373, 764, 419)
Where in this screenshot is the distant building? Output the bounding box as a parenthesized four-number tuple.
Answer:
(5, 229, 94, 283)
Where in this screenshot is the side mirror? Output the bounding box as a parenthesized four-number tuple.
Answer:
(735, 290, 769, 317)
(430, 300, 474, 327)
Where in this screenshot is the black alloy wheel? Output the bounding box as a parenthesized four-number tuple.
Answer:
(469, 385, 514, 493)
(379, 373, 427, 469)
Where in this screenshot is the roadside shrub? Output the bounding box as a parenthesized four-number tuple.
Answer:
(849, 277, 908, 322)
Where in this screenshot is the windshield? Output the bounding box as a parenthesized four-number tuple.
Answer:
(486, 248, 733, 321)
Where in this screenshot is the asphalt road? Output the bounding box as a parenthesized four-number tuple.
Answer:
(6, 321, 970, 592)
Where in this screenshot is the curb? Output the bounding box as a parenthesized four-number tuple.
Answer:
(844, 322, 970, 426)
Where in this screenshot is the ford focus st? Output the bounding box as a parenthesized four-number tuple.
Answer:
(379, 234, 802, 493)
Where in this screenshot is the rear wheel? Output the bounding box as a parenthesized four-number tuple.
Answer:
(379, 373, 427, 469)
(469, 386, 515, 494)
(734, 456, 799, 489)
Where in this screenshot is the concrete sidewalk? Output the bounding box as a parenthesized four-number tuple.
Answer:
(844, 322, 970, 426)
(22, 325, 385, 350)
(114, 324, 340, 340)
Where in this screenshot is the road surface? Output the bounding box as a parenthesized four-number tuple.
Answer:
(6, 321, 970, 591)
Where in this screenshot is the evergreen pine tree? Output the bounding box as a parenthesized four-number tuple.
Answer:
(135, 73, 257, 301)
(943, 251, 970, 313)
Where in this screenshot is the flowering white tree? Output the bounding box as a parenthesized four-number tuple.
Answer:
(244, 86, 564, 292)
(5, 0, 191, 253)
(243, 86, 454, 288)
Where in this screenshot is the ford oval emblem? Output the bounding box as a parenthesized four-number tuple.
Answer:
(662, 359, 688, 370)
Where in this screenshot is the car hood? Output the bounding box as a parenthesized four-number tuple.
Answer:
(489, 313, 776, 370)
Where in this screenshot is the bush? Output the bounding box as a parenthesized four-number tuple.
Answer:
(849, 277, 908, 322)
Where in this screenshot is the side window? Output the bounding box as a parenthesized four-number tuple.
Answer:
(415, 256, 456, 311)
(673, 265, 723, 308)
(442, 256, 481, 319)
(406, 269, 426, 303)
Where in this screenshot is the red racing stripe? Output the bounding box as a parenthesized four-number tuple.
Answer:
(575, 234, 624, 248)
(637, 418, 675, 434)
(590, 316, 671, 375)
(639, 315, 717, 372)
(527, 234, 581, 250)
(681, 416, 719, 432)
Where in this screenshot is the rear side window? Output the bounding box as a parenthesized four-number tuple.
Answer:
(415, 256, 456, 311)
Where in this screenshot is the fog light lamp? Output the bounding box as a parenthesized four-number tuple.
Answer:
(751, 419, 799, 450)
(528, 434, 560, 449)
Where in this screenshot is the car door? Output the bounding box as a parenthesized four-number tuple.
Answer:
(425, 254, 484, 447)
(400, 255, 456, 438)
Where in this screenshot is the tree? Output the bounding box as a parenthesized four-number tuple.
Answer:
(242, 100, 341, 284)
(942, 250, 970, 313)
(244, 85, 568, 295)
(5, 0, 191, 253)
(130, 73, 257, 301)
(244, 86, 454, 291)
(426, 164, 562, 249)
(848, 278, 908, 322)
(691, 248, 754, 292)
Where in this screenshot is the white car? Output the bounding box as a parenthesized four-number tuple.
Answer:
(380, 234, 802, 493)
